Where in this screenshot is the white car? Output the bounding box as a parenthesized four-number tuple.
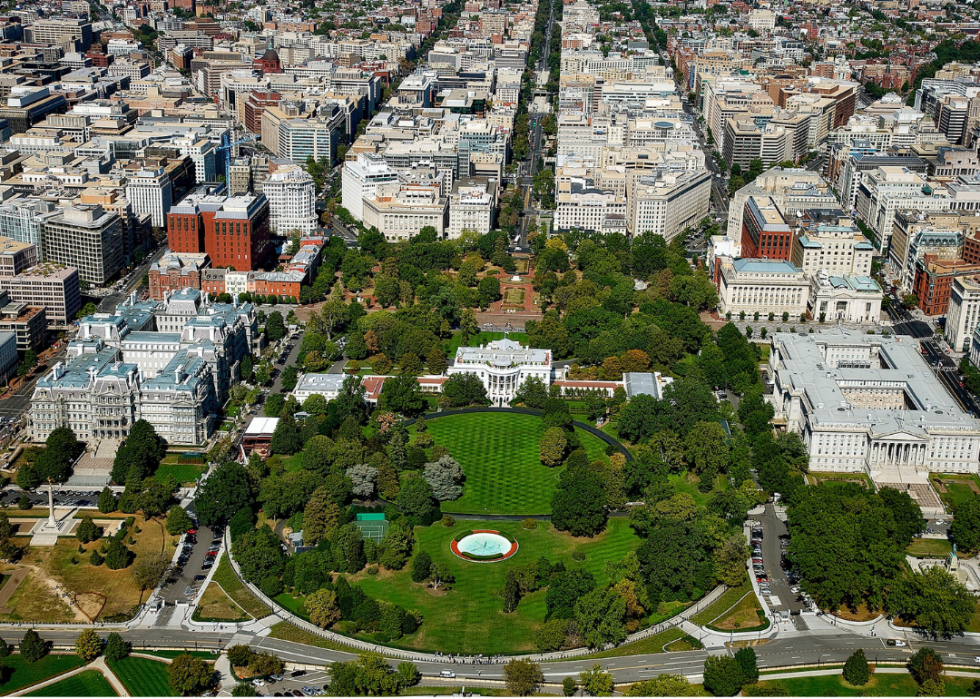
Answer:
(251, 679, 265, 687)
(974, 655, 980, 664)
(791, 586, 800, 593)
(936, 520, 946, 525)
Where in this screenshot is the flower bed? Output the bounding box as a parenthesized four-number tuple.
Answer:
(451, 529, 519, 562)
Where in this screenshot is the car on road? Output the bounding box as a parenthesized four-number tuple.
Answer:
(936, 520, 946, 525)
(886, 640, 906, 647)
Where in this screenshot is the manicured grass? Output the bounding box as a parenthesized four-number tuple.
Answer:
(690, 579, 752, 626)
(807, 471, 874, 490)
(280, 453, 305, 473)
(746, 673, 979, 696)
(707, 590, 766, 631)
(140, 650, 215, 659)
(574, 627, 688, 659)
(906, 538, 953, 557)
(107, 656, 176, 697)
(211, 557, 271, 619)
(26, 669, 116, 696)
(419, 412, 611, 516)
(154, 461, 206, 485)
(941, 482, 977, 511)
(267, 621, 361, 653)
(289, 518, 642, 655)
(191, 581, 251, 622)
(0, 654, 86, 694)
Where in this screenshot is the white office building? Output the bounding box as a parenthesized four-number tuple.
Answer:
(342, 153, 399, 222)
(264, 166, 317, 234)
(126, 167, 174, 228)
(948, 274, 980, 352)
(767, 329, 980, 480)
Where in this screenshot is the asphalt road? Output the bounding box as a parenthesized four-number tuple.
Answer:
(97, 245, 168, 313)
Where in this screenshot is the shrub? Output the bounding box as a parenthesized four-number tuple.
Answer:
(843, 649, 870, 686)
(441, 515, 455, 527)
(522, 518, 537, 530)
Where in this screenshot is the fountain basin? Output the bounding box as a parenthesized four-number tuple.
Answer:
(451, 530, 518, 562)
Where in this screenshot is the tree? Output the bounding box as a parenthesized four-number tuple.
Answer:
(396, 475, 437, 525)
(377, 521, 415, 570)
(702, 655, 745, 696)
(539, 427, 568, 467)
(441, 373, 489, 407)
(270, 413, 302, 455)
(306, 588, 341, 629)
(138, 477, 175, 518)
(197, 461, 252, 528)
(422, 456, 464, 501)
(111, 420, 165, 485)
(397, 662, 421, 688)
(627, 675, 697, 696)
(426, 347, 447, 375)
(75, 629, 102, 661)
(168, 653, 214, 696)
(579, 664, 615, 696)
(304, 489, 341, 547)
(227, 645, 254, 668)
(411, 551, 432, 583)
(232, 683, 258, 697)
(75, 515, 101, 543)
(166, 506, 193, 536)
(478, 276, 502, 308)
(563, 677, 579, 696)
(98, 487, 117, 514)
(908, 647, 944, 685)
(714, 535, 750, 587)
(265, 311, 286, 341)
(76, 301, 98, 319)
(264, 393, 286, 418)
(346, 464, 379, 499)
(20, 629, 47, 662)
(515, 376, 549, 409)
(379, 374, 426, 417)
(887, 567, 975, 638)
(951, 498, 980, 553)
(504, 569, 522, 612)
(504, 658, 544, 696)
(105, 538, 133, 570)
(281, 365, 299, 391)
(0, 638, 9, 659)
(552, 461, 607, 537)
(104, 633, 129, 661)
(332, 523, 366, 573)
(131, 552, 170, 597)
(575, 587, 627, 649)
(234, 526, 287, 583)
(735, 647, 759, 684)
(843, 649, 870, 686)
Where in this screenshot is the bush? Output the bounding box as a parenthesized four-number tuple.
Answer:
(441, 515, 455, 527)
(522, 518, 537, 530)
(843, 649, 870, 686)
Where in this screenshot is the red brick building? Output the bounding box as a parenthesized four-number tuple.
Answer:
(740, 195, 793, 261)
(148, 251, 209, 300)
(244, 89, 281, 134)
(912, 254, 980, 315)
(252, 48, 282, 75)
(167, 187, 271, 271)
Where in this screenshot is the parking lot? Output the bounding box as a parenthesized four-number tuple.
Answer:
(753, 504, 809, 623)
(159, 520, 221, 607)
(248, 668, 332, 697)
(0, 487, 103, 509)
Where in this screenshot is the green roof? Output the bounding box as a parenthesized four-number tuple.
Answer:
(355, 513, 386, 521)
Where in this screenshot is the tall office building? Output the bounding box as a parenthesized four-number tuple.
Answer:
(126, 168, 175, 228)
(263, 166, 317, 234)
(42, 205, 124, 285)
(342, 153, 399, 222)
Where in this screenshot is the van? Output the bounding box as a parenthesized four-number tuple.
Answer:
(440, 670, 456, 679)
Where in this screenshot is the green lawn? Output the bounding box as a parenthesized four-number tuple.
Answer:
(420, 412, 611, 516)
(211, 558, 272, 619)
(938, 481, 977, 511)
(154, 461, 206, 485)
(746, 673, 978, 696)
(0, 654, 86, 695)
(690, 578, 752, 626)
(443, 331, 529, 357)
(289, 518, 641, 655)
(27, 669, 116, 696)
(574, 627, 688, 659)
(670, 471, 726, 509)
(107, 657, 175, 697)
(906, 538, 953, 557)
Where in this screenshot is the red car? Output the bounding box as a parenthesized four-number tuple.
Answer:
(187, 529, 197, 535)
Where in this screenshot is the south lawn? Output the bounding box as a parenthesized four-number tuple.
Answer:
(278, 517, 662, 655)
(419, 412, 612, 516)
